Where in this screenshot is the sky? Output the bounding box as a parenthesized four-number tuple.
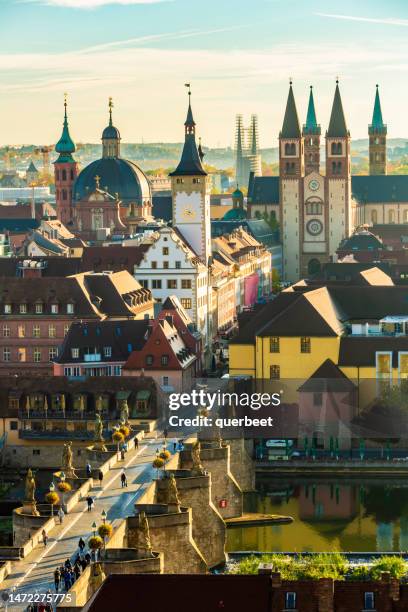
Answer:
(1, 0, 408, 147)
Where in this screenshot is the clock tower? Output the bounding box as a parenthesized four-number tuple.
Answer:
(170, 88, 211, 265)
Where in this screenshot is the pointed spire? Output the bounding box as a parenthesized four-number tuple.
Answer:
(303, 86, 321, 135)
(55, 93, 76, 162)
(327, 79, 349, 137)
(369, 84, 386, 133)
(280, 80, 301, 138)
(170, 85, 206, 177)
(249, 115, 259, 155)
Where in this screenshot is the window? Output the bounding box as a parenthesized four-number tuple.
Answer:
(152, 280, 162, 289)
(364, 592, 375, 610)
(10, 421, 18, 431)
(331, 141, 342, 155)
(151, 261, 157, 269)
(162, 376, 169, 386)
(176, 178, 184, 184)
(388, 209, 395, 224)
(181, 298, 192, 309)
(33, 348, 41, 363)
(162, 247, 169, 255)
(35, 302, 43, 314)
(18, 348, 26, 362)
(113, 365, 122, 376)
(49, 347, 58, 361)
(64, 367, 72, 376)
(51, 304, 59, 314)
(306, 201, 323, 215)
(193, 178, 201, 184)
(270, 365, 280, 379)
(71, 348, 79, 358)
(269, 337, 280, 353)
(161, 355, 169, 366)
(19, 303, 27, 314)
(140, 280, 149, 289)
(9, 397, 19, 410)
(146, 355, 154, 366)
(3, 348, 11, 362)
(376, 351, 392, 383)
(4, 304, 11, 314)
(103, 346, 112, 357)
(18, 324, 25, 338)
(167, 280, 177, 289)
(64, 324, 70, 336)
(181, 279, 192, 289)
(33, 449, 41, 456)
(175, 261, 181, 269)
(285, 592, 296, 610)
(301, 337, 311, 353)
(62, 169, 67, 181)
(67, 303, 74, 314)
(313, 392, 323, 407)
(48, 325, 56, 338)
(163, 261, 169, 269)
(2, 325, 10, 338)
(284, 143, 296, 156)
(32, 325, 41, 338)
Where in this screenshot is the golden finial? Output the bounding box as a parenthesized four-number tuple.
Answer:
(108, 97, 113, 125)
(94, 175, 100, 189)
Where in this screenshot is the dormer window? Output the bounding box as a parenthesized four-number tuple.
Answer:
(103, 346, 112, 358)
(161, 355, 169, 366)
(51, 304, 59, 314)
(4, 304, 11, 314)
(146, 355, 154, 366)
(35, 302, 43, 314)
(67, 303, 74, 314)
(20, 303, 27, 314)
(71, 348, 79, 359)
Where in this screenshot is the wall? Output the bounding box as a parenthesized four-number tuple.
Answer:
(225, 438, 255, 492)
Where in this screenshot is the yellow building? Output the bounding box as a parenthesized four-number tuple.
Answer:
(229, 270, 408, 411)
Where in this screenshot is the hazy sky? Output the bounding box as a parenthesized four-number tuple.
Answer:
(1, 0, 408, 147)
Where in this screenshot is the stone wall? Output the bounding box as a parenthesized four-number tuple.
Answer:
(225, 438, 255, 492)
(180, 444, 243, 519)
(128, 505, 207, 574)
(156, 471, 226, 568)
(13, 507, 55, 548)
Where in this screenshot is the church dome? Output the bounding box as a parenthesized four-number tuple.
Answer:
(73, 157, 151, 206)
(223, 207, 247, 221)
(102, 124, 121, 140)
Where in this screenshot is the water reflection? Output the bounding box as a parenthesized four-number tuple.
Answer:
(226, 476, 408, 553)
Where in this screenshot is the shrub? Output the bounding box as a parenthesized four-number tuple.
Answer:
(119, 425, 130, 439)
(370, 556, 408, 580)
(98, 523, 113, 539)
(45, 491, 59, 506)
(159, 449, 171, 461)
(112, 431, 124, 444)
(88, 535, 103, 551)
(348, 565, 372, 581)
(57, 482, 72, 493)
(153, 457, 165, 469)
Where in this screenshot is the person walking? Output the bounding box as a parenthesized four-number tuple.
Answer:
(120, 470, 127, 488)
(54, 567, 61, 593)
(63, 568, 70, 591)
(84, 552, 91, 565)
(86, 495, 94, 512)
(98, 469, 103, 487)
(134, 437, 139, 450)
(78, 537, 86, 554)
(58, 507, 65, 524)
(163, 428, 168, 441)
(74, 563, 81, 580)
(85, 462, 92, 478)
(42, 529, 48, 546)
(173, 438, 177, 453)
(120, 447, 125, 461)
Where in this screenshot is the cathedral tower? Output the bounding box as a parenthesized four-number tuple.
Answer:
(54, 94, 78, 225)
(303, 86, 321, 175)
(369, 85, 387, 175)
(325, 80, 352, 258)
(102, 97, 121, 159)
(170, 87, 211, 265)
(279, 81, 304, 281)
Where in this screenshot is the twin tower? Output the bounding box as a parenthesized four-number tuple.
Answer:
(280, 81, 386, 281)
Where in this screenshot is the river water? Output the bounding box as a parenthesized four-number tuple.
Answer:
(226, 475, 408, 553)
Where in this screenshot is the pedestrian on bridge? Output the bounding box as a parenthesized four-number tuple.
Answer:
(134, 437, 139, 450)
(86, 496, 94, 512)
(121, 470, 128, 488)
(54, 567, 61, 592)
(98, 470, 103, 487)
(42, 529, 48, 546)
(86, 462, 92, 478)
(58, 507, 65, 524)
(78, 537, 86, 553)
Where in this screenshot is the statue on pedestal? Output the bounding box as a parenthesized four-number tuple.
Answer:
(191, 441, 205, 477)
(92, 413, 107, 452)
(138, 511, 153, 556)
(22, 468, 40, 516)
(62, 441, 78, 479)
(119, 399, 129, 425)
(167, 474, 181, 512)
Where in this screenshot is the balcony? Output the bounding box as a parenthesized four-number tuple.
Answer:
(84, 354, 102, 362)
(18, 408, 117, 420)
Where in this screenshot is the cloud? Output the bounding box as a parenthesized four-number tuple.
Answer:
(316, 13, 408, 27)
(21, 0, 171, 8)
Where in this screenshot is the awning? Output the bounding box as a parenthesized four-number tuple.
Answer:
(136, 390, 151, 401)
(380, 316, 408, 323)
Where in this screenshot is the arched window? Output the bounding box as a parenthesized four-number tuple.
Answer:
(62, 169, 67, 181)
(62, 189, 67, 201)
(55, 169, 60, 180)
(331, 142, 342, 155)
(306, 201, 323, 215)
(285, 143, 296, 156)
(70, 169, 74, 180)
(389, 209, 395, 224)
(371, 210, 378, 224)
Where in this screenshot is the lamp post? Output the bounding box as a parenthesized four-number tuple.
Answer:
(92, 521, 97, 537)
(49, 482, 55, 516)
(101, 509, 106, 524)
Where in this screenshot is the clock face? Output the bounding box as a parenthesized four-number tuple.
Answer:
(306, 219, 323, 236)
(309, 179, 320, 191)
(182, 207, 196, 220)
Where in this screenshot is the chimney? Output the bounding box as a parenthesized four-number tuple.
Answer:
(317, 578, 334, 612)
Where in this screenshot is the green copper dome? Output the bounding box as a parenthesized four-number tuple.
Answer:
(232, 186, 243, 198)
(55, 97, 76, 163)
